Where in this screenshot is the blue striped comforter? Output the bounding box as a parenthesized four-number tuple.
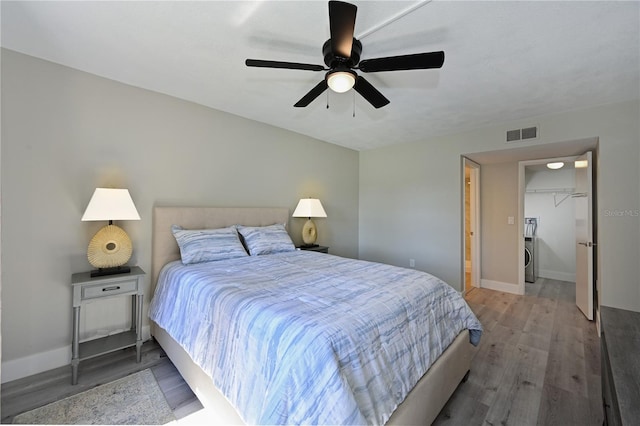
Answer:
(149, 251, 482, 425)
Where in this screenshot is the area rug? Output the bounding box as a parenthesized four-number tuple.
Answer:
(13, 369, 176, 425)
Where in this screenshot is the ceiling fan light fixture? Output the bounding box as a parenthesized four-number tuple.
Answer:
(326, 69, 356, 93)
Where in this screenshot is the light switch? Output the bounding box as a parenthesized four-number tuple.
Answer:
(508, 216, 515, 225)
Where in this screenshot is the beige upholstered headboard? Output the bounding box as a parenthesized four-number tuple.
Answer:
(152, 206, 290, 295)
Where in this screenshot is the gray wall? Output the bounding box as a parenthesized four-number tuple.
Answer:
(360, 100, 640, 313)
(1, 49, 359, 380)
(480, 162, 520, 286)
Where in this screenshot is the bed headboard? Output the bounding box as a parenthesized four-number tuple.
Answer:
(152, 206, 290, 294)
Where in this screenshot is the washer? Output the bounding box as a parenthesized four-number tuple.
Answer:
(525, 236, 536, 283)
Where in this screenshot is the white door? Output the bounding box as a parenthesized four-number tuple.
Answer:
(575, 151, 594, 320)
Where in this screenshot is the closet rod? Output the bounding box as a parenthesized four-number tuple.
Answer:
(525, 187, 575, 194)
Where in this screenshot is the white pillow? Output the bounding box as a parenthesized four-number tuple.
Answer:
(171, 225, 248, 264)
(236, 223, 295, 256)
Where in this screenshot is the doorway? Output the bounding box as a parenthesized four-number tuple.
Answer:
(463, 136, 599, 304)
(462, 157, 480, 294)
(519, 153, 596, 320)
(523, 157, 578, 284)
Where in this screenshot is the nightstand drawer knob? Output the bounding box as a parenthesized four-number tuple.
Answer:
(102, 286, 121, 292)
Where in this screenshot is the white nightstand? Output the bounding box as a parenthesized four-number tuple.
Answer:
(70, 266, 145, 385)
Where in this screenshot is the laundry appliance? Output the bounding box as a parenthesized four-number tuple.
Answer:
(525, 236, 536, 283)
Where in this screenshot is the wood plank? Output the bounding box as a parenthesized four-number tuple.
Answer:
(537, 278, 560, 301)
(456, 339, 518, 407)
(151, 361, 203, 413)
(467, 291, 513, 333)
(582, 319, 601, 377)
(519, 302, 555, 352)
(497, 296, 535, 331)
(482, 343, 548, 426)
(586, 372, 604, 424)
(433, 385, 489, 425)
(544, 323, 588, 398)
(537, 382, 596, 426)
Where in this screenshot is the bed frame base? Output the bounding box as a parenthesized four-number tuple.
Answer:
(387, 329, 472, 425)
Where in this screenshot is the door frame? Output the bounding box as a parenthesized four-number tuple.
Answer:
(517, 155, 580, 294)
(462, 157, 481, 294)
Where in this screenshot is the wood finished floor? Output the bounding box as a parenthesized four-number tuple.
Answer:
(2, 278, 601, 425)
(0, 341, 202, 424)
(434, 278, 602, 426)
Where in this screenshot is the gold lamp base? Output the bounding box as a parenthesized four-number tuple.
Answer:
(301, 219, 318, 246)
(87, 224, 133, 275)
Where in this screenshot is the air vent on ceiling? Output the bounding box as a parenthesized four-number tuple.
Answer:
(506, 125, 539, 143)
(506, 129, 521, 142)
(522, 126, 538, 140)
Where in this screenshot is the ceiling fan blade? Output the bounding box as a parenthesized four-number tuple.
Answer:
(358, 51, 445, 73)
(294, 80, 328, 107)
(354, 76, 390, 109)
(245, 59, 325, 72)
(329, 1, 357, 59)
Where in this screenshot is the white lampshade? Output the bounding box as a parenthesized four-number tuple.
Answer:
(81, 188, 141, 221)
(292, 198, 327, 219)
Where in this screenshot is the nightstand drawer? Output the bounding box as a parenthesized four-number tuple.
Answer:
(82, 279, 137, 300)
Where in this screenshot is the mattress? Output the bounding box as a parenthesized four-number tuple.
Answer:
(149, 250, 482, 425)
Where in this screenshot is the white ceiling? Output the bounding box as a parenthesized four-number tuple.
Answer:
(2, 1, 639, 151)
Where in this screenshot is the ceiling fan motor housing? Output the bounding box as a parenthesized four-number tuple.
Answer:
(323, 38, 362, 68)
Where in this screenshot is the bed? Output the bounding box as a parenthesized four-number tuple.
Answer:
(149, 206, 481, 425)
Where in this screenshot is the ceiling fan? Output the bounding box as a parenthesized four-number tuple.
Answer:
(245, 0, 444, 109)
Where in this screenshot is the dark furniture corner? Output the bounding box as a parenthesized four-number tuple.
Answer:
(297, 245, 329, 253)
(600, 305, 640, 425)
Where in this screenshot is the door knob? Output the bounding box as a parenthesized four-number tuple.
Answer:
(578, 242, 596, 247)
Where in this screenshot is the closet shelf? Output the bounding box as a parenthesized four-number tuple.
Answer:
(525, 187, 575, 194)
(525, 187, 576, 207)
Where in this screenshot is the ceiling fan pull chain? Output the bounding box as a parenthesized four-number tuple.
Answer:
(326, 90, 330, 109)
(353, 90, 356, 117)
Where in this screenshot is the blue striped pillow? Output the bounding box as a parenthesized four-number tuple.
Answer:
(171, 225, 248, 265)
(236, 223, 295, 256)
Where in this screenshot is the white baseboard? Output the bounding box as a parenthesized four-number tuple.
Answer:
(1, 345, 70, 384)
(481, 279, 523, 295)
(538, 269, 576, 283)
(1, 326, 151, 384)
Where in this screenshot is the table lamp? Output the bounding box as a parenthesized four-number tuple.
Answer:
(292, 198, 327, 247)
(81, 188, 141, 277)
